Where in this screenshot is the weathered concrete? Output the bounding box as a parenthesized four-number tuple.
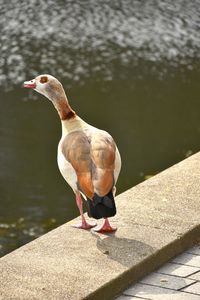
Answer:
(1, 152, 200, 300)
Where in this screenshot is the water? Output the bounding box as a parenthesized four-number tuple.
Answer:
(1, 0, 200, 257)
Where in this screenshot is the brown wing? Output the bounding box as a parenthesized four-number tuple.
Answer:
(90, 132, 116, 196)
(61, 129, 116, 199)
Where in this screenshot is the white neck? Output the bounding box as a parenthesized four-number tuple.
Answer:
(61, 115, 89, 136)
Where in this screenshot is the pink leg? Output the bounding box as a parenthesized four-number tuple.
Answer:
(93, 218, 117, 233)
(72, 193, 96, 230)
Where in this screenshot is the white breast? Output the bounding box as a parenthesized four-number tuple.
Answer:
(114, 146, 121, 184)
(57, 139, 78, 192)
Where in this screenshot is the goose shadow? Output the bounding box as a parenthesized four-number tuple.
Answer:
(90, 231, 155, 268)
(90, 232, 199, 298)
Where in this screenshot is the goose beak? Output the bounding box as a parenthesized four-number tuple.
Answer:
(23, 79, 36, 89)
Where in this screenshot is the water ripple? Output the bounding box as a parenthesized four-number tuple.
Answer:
(0, 0, 200, 88)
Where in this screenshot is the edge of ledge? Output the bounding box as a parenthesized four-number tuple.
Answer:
(1, 152, 200, 300)
(85, 224, 200, 300)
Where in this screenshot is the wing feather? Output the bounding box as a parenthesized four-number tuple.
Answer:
(61, 129, 116, 199)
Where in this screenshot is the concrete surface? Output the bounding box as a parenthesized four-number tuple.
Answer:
(1, 152, 200, 300)
(117, 245, 200, 300)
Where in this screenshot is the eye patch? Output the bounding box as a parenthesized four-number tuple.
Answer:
(40, 76, 48, 83)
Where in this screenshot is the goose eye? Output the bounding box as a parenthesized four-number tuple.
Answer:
(40, 76, 48, 84)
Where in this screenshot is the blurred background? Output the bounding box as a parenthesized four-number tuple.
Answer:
(1, 0, 200, 257)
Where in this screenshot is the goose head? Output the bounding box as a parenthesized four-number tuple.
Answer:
(23, 74, 76, 120)
(23, 74, 66, 102)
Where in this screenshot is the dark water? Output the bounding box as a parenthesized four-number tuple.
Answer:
(1, 0, 200, 257)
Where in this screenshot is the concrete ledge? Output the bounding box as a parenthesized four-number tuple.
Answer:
(1, 153, 200, 300)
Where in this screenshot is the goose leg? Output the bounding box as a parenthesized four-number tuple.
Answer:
(93, 218, 117, 233)
(72, 192, 96, 229)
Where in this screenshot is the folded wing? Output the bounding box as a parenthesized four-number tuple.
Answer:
(61, 129, 116, 199)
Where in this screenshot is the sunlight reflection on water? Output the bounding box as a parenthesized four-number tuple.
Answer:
(0, 0, 200, 89)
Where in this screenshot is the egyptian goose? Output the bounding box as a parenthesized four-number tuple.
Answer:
(23, 75, 121, 233)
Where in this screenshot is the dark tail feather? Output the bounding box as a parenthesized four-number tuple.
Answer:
(86, 190, 116, 220)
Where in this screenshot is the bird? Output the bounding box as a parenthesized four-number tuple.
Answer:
(23, 75, 121, 233)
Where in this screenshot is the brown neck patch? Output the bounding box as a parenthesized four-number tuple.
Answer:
(55, 99, 76, 120)
(64, 110, 76, 120)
